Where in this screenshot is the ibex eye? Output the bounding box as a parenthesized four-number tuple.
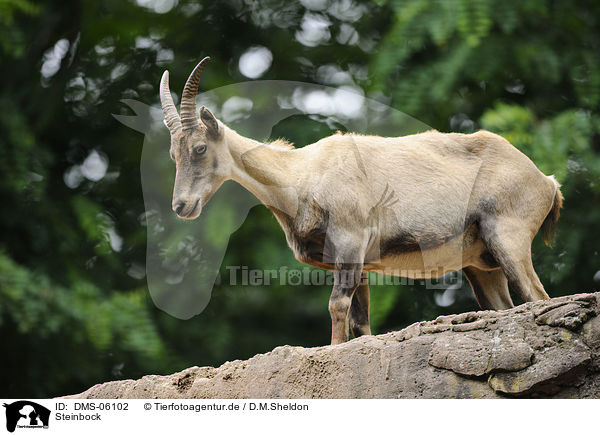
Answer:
(195, 145, 207, 155)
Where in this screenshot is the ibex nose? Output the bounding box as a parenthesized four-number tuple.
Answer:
(173, 201, 185, 215)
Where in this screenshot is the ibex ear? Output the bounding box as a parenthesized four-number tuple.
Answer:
(200, 106, 220, 139)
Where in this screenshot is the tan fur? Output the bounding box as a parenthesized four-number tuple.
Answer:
(541, 176, 563, 247)
(161, 64, 562, 345)
(265, 138, 295, 150)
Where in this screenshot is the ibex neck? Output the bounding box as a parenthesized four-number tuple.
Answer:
(224, 126, 300, 216)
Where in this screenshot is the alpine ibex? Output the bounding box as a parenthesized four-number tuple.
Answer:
(159, 57, 563, 345)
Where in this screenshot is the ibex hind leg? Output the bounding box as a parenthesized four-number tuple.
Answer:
(463, 266, 514, 310)
(479, 217, 550, 303)
(350, 274, 371, 338)
(521, 254, 550, 301)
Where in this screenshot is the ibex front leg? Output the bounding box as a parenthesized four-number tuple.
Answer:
(329, 264, 363, 345)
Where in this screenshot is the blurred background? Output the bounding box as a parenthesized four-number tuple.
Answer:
(1, 0, 599, 397)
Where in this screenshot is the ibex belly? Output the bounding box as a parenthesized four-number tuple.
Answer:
(364, 224, 494, 278)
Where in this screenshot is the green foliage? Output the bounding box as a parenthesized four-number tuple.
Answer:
(0, 96, 48, 195)
(0, 252, 167, 395)
(481, 104, 600, 184)
(0, 0, 39, 56)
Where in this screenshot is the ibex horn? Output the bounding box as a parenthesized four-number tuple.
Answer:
(159, 70, 182, 132)
(180, 56, 211, 130)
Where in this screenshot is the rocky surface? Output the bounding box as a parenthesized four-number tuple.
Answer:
(66, 292, 600, 399)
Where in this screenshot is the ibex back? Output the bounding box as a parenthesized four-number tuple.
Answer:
(159, 57, 563, 344)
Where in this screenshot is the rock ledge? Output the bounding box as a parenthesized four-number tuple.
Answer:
(66, 292, 600, 399)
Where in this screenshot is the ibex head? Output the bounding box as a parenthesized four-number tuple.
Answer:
(160, 56, 229, 219)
